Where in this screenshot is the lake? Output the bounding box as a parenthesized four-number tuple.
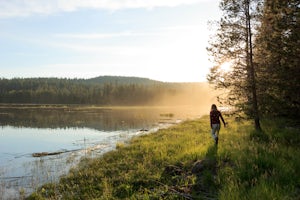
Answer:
(0, 105, 206, 198)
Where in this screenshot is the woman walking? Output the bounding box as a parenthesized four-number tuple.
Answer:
(210, 104, 226, 145)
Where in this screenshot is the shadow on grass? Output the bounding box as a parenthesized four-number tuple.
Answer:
(159, 144, 219, 199)
(191, 144, 218, 199)
(249, 129, 270, 143)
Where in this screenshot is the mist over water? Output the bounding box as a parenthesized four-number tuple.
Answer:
(0, 103, 215, 198)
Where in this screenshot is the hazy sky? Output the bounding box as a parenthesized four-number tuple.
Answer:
(0, 0, 221, 82)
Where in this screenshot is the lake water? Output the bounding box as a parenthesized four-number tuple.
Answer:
(0, 105, 205, 199)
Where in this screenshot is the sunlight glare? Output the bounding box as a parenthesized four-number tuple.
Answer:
(219, 61, 233, 72)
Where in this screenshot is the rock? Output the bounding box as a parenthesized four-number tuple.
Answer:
(191, 160, 205, 174)
(191, 159, 216, 174)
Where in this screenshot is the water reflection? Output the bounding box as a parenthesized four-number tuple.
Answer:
(0, 107, 179, 131)
(0, 106, 203, 198)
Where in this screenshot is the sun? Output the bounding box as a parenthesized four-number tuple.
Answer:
(219, 61, 233, 72)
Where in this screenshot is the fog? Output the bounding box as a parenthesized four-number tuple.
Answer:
(151, 82, 219, 113)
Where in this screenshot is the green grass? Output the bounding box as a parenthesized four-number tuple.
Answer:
(27, 117, 300, 200)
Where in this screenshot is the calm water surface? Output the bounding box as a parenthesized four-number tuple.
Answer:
(0, 106, 204, 198)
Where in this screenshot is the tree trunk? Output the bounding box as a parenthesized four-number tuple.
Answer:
(246, 0, 261, 131)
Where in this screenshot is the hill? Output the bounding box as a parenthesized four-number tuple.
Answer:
(84, 76, 161, 85)
(0, 76, 214, 105)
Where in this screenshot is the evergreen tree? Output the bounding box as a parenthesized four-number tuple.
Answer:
(255, 0, 300, 118)
(207, 0, 263, 130)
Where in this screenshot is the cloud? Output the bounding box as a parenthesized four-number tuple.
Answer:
(53, 29, 170, 41)
(0, 0, 210, 18)
(53, 31, 164, 40)
(49, 24, 205, 53)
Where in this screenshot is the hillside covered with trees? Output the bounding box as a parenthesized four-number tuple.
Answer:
(0, 76, 214, 106)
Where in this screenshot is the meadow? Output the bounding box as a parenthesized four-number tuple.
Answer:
(27, 116, 300, 199)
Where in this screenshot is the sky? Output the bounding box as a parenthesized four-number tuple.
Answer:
(0, 0, 221, 82)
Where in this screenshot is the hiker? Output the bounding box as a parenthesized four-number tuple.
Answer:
(210, 104, 226, 145)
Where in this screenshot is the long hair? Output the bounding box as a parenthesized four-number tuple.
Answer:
(211, 104, 217, 111)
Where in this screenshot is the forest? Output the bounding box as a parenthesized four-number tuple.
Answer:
(0, 76, 214, 106)
(207, 0, 299, 126)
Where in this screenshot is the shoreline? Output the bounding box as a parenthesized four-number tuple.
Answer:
(27, 116, 300, 199)
(0, 117, 182, 199)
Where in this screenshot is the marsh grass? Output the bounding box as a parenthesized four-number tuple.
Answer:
(217, 118, 300, 200)
(27, 117, 300, 199)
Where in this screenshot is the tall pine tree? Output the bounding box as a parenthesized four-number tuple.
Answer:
(207, 0, 262, 130)
(255, 0, 300, 118)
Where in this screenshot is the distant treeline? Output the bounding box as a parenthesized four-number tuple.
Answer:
(0, 76, 213, 105)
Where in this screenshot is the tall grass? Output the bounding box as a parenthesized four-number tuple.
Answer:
(217, 118, 300, 200)
(27, 117, 300, 199)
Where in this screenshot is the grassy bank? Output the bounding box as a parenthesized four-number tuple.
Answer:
(28, 116, 300, 199)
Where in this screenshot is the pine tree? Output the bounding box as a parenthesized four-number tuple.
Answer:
(255, 0, 300, 118)
(207, 0, 263, 130)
